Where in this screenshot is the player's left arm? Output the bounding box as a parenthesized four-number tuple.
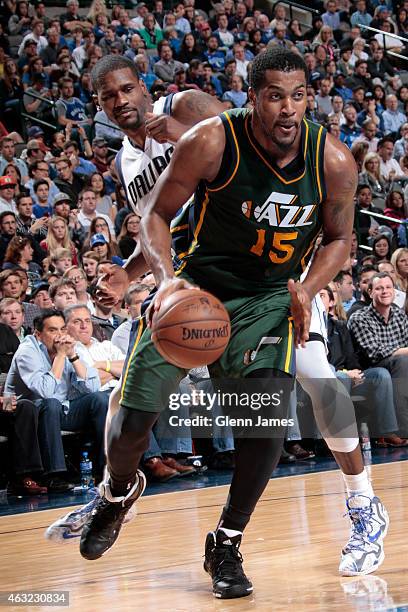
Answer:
(301, 134, 358, 299)
(145, 90, 225, 144)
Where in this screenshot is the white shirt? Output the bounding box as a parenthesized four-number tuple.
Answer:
(380, 157, 403, 180)
(115, 95, 177, 214)
(0, 197, 16, 214)
(235, 58, 249, 81)
(77, 210, 114, 235)
(77, 338, 125, 391)
(18, 33, 48, 55)
(111, 319, 132, 354)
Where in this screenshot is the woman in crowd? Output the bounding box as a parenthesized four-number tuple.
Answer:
(177, 33, 203, 63)
(0, 58, 24, 132)
(22, 56, 48, 90)
(87, 0, 108, 24)
(349, 37, 368, 68)
(84, 216, 118, 252)
(248, 29, 264, 55)
(2, 236, 42, 285)
(372, 234, 393, 262)
(391, 247, 408, 291)
(360, 152, 389, 206)
(8, 0, 31, 36)
(81, 251, 99, 284)
(351, 141, 369, 173)
(287, 19, 302, 43)
(383, 189, 407, 231)
(40, 216, 78, 264)
(117, 212, 141, 259)
(313, 26, 336, 60)
(1, 164, 23, 197)
(373, 84, 387, 113)
(89, 233, 123, 265)
(63, 265, 95, 312)
(87, 172, 116, 221)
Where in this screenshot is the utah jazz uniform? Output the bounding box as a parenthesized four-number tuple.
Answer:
(121, 109, 327, 412)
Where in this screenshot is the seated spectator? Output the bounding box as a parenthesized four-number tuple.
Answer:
(348, 273, 408, 436)
(86, 172, 114, 221)
(340, 104, 362, 148)
(373, 233, 392, 263)
(0, 175, 17, 214)
(347, 265, 378, 318)
(22, 73, 55, 125)
(0, 269, 41, 332)
(0, 211, 17, 262)
(355, 184, 383, 246)
(232, 44, 250, 81)
(91, 137, 110, 174)
(382, 94, 407, 137)
(268, 24, 295, 52)
(359, 152, 389, 207)
(60, 0, 93, 35)
(18, 19, 48, 56)
(31, 282, 53, 309)
(334, 269, 355, 313)
(0, 297, 27, 341)
(15, 193, 48, 243)
(351, 141, 369, 173)
(177, 32, 204, 64)
(93, 109, 124, 149)
(383, 189, 407, 231)
(63, 139, 96, 177)
(378, 260, 406, 308)
(378, 136, 404, 181)
(167, 67, 201, 93)
(320, 285, 404, 446)
(82, 251, 99, 284)
(223, 74, 247, 108)
(65, 304, 124, 391)
(353, 119, 379, 153)
(55, 77, 90, 133)
(154, 41, 185, 83)
(89, 233, 122, 265)
(367, 46, 395, 82)
(63, 265, 94, 312)
(39, 215, 78, 263)
(204, 36, 226, 72)
(2, 235, 42, 285)
(0, 137, 28, 183)
(117, 213, 140, 260)
(50, 248, 73, 277)
(139, 13, 164, 50)
(77, 188, 114, 234)
(345, 59, 371, 92)
(49, 278, 78, 310)
(25, 160, 60, 207)
(215, 13, 234, 49)
(91, 281, 125, 342)
(5, 309, 107, 487)
(391, 247, 408, 292)
(54, 157, 84, 207)
(32, 179, 52, 218)
(112, 282, 151, 354)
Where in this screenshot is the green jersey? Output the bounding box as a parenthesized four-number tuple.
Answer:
(172, 108, 327, 298)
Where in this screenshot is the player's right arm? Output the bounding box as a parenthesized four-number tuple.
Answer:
(140, 117, 225, 322)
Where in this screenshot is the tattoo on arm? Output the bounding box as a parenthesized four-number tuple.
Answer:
(184, 91, 213, 117)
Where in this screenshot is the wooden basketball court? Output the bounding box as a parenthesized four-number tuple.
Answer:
(1, 461, 407, 611)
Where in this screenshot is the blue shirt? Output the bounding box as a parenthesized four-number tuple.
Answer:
(5, 335, 100, 407)
(32, 203, 53, 218)
(382, 109, 407, 135)
(74, 157, 97, 176)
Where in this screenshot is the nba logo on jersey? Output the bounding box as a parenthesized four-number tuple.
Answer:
(242, 192, 316, 229)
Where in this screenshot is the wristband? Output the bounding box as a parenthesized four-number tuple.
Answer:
(105, 360, 111, 373)
(69, 354, 79, 363)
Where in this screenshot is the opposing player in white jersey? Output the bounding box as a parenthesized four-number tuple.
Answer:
(46, 55, 388, 576)
(296, 264, 388, 576)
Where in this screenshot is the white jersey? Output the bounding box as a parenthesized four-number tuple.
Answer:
(115, 94, 177, 214)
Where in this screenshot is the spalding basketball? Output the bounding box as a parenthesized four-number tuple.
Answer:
(151, 289, 231, 369)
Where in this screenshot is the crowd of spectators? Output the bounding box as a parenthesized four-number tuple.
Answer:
(2, 0, 408, 493)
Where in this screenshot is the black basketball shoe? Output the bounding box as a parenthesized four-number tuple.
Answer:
(203, 530, 253, 599)
(80, 469, 146, 560)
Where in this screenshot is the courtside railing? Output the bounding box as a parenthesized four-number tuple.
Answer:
(358, 23, 408, 62)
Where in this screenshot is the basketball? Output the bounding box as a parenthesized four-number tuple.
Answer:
(151, 289, 231, 369)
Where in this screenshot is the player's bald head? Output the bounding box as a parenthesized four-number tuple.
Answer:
(91, 55, 140, 92)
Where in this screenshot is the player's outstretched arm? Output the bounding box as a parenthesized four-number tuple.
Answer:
(145, 91, 225, 144)
(140, 117, 225, 320)
(301, 134, 357, 300)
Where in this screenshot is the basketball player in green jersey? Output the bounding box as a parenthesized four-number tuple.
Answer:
(80, 48, 387, 597)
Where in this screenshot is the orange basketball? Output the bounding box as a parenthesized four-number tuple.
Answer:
(151, 289, 231, 369)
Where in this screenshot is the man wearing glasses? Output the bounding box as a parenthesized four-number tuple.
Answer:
(25, 160, 60, 206)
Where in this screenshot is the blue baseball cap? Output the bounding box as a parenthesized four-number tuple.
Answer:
(90, 233, 108, 247)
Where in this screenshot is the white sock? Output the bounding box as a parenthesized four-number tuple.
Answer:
(342, 469, 374, 507)
(217, 527, 242, 538)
